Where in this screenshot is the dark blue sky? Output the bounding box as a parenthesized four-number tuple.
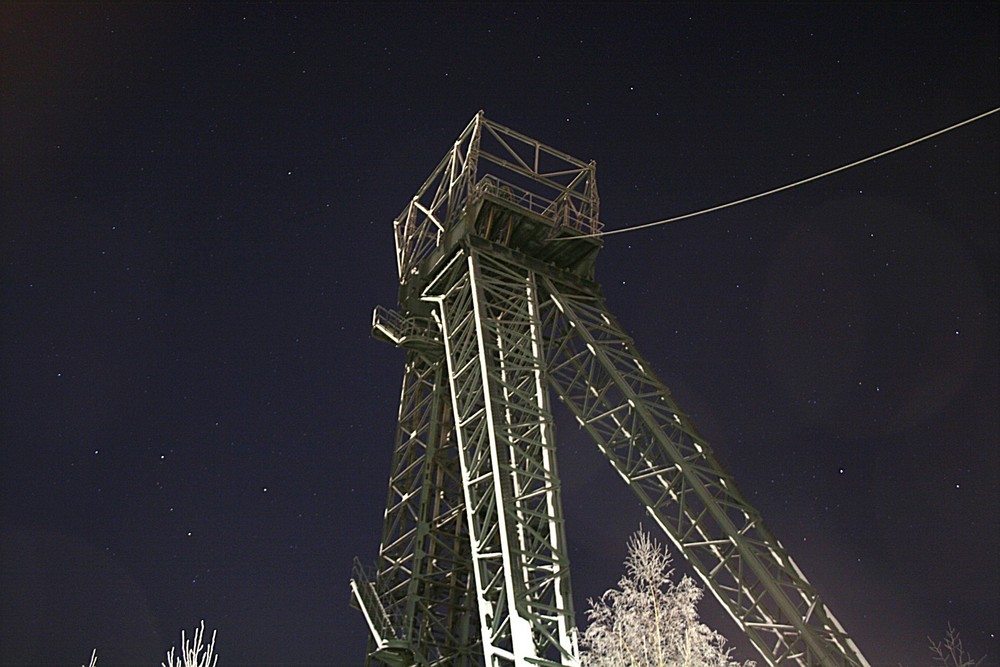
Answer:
(2, 3, 997, 665)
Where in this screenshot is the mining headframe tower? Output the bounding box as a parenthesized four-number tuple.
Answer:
(351, 111, 871, 667)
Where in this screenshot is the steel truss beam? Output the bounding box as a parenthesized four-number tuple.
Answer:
(423, 248, 578, 666)
(355, 344, 480, 666)
(534, 271, 869, 667)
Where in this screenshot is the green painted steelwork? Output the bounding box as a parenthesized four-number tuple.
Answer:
(352, 113, 870, 667)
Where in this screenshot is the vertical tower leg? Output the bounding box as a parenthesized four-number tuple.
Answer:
(360, 347, 479, 665)
(425, 249, 578, 666)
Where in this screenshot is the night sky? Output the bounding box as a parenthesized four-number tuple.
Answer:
(1, 4, 997, 666)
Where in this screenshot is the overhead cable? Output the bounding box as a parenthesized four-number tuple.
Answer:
(585, 106, 999, 239)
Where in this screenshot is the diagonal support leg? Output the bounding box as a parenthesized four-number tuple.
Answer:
(537, 273, 869, 667)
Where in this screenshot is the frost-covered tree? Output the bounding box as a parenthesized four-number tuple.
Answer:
(580, 530, 753, 667)
(82, 621, 217, 667)
(161, 621, 218, 667)
(929, 625, 985, 667)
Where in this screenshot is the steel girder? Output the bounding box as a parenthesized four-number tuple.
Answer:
(423, 247, 579, 666)
(533, 271, 869, 667)
(355, 345, 480, 666)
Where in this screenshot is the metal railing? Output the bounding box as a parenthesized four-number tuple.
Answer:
(393, 112, 601, 284)
(350, 557, 396, 647)
(476, 174, 602, 234)
(372, 306, 442, 351)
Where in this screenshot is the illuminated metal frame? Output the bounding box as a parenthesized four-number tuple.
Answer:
(393, 111, 600, 283)
(352, 112, 870, 667)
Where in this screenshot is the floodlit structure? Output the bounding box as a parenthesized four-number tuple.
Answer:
(351, 112, 871, 667)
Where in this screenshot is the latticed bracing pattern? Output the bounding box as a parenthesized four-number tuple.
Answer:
(535, 273, 868, 666)
(361, 348, 479, 666)
(393, 112, 599, 284)
(352, 113, 870, 667)
(424, 248, 578, 665)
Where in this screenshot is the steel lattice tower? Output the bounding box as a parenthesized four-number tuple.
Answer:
(351, 112, 871, 667)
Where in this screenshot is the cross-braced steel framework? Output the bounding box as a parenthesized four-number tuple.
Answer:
(351, 112, 871, 667)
